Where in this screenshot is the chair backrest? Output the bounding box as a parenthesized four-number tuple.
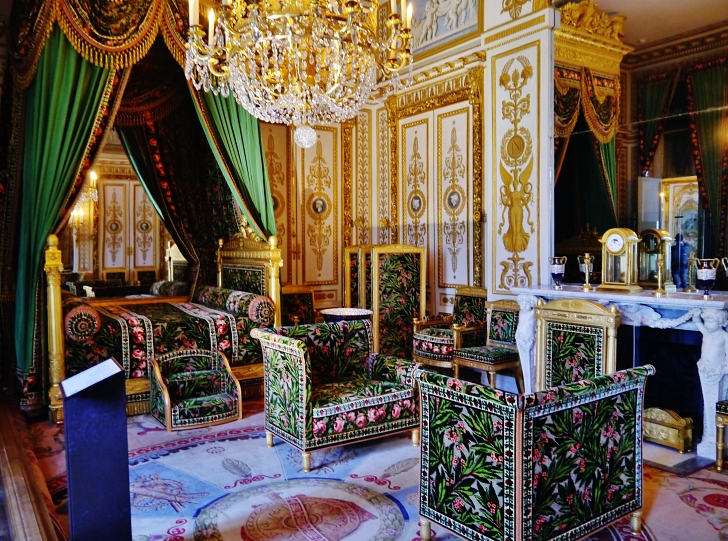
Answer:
(371, 245, 426, 358)
(154, 348, 223, 379)
(485, 299, 519, 349)
(281, 285, 316, 325)
(267, 319, 374, 384)
(450, 286, 488, 327)
(535, 298, 620, 390)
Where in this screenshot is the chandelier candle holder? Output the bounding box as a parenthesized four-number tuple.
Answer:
(186, 0, 413, 148)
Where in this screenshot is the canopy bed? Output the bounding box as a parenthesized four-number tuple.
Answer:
(45, 232, 282, 421)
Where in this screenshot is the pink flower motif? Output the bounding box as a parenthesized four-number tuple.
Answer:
(453, 497, 465, 511)
(346, 411, 356, 422)
(356, 413, 367, 427)
(391, 403, 401, 419)
(368, 408, 379, 423)
(313, 420, 327, 435)
(333, 417, 345, 432)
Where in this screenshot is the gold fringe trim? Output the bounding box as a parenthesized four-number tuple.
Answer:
(160, 1, 188, 70)
(11, 1, 58, 90)
(56, 0, 164, 71)
(126, 399, 151, 416)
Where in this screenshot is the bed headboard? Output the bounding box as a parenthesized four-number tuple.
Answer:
(216, 234, 282, 327)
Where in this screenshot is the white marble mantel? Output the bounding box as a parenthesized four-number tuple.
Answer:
(511, 284, 728, 460)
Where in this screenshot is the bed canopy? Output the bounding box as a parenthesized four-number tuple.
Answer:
(0, 0, 277, 412)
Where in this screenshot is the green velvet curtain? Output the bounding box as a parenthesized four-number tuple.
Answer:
(191, 90, 277, 239)
(15, 26, 110, 374)
(687, 60, 728, 256)
(638, 70, 679, 176)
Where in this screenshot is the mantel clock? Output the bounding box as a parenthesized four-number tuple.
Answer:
(638, 229, 676, 292)
(597, 228, 642, 293)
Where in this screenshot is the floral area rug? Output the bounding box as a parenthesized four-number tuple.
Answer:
(25, 397, 724, 541)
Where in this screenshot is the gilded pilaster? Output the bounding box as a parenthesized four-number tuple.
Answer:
(467, 66, 485, 287)
(385, 95, 399, 243)
(342, 119, 355, 249)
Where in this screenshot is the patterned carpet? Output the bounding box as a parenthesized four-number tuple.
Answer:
(23, 397, 728, 540)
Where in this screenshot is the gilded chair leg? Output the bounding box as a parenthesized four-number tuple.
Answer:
(302, 452, 311, 472)
(420, 518, 431, 541)
(266, 432, 273, 448)
(412, 427, 420, 446)
(629, 510, 642, 535)
(488, 372, 497, 389)
(453, 363, 460, 379)
(717, 418, 726, 472)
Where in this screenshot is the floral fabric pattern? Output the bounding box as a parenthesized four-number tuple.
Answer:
(64, 304, 102, 341)
(415, 366, 654, 541)
(452, 345, 519, 365)
(193, 285, 274, 325)
(545, 322, 603, 388)
(150, 280, 190, 297)
(348, 252, 360, 308)
(413, 328, 455, 362)
(253, 320, 419, 453)
(222, 265, 266, 296)
(281, 290, 316, 325)
(452, 294, 488, 327)
(488, 309, 518, 346)
(376, 252, 422, 359)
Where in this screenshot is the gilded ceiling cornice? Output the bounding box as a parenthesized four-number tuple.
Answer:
(622, 23, 728, 71)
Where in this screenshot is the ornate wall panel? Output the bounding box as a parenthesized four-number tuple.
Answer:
(300, 127, 340, 288)
(355, 110, 372, 245)
(101, 183, 128, 272)
(400, 115, 431, 250)
(376, 107, 391, 244)
(486, 11, 556, 296)
(73, 199, 95, 274)
(437, 106, 471, 289)
(262, 123, 293, 285)
(133, 184, 157, 270)
(485, 1, 548, 34)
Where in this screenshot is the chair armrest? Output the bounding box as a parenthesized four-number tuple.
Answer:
(413, 314, 453, 333)
(451, 321, 488, 348)
(367, 353, 421, 385)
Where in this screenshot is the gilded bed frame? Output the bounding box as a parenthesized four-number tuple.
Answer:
(44, 232, 282, 423)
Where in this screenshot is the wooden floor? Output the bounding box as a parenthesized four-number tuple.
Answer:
(0, 391, 57, 541)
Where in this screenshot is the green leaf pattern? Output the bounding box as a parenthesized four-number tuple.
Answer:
(376, 253, 422, 359)
(545, 322, 603, 388)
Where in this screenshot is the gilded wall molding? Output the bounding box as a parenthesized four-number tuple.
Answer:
(377, 107, 391, 244)
(390, 66, 485, 285)
(342, 119, 355, 249)
(485, 13, 546, 43)
(356, 111, 371, 245)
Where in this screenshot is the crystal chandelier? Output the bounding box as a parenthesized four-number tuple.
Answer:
(185, 0, 413, 147)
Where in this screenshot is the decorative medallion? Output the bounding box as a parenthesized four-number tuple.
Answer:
(194, 478, 404, 541)
(305, 140, 334, 273)
(405, 134, 427, 247)
(135, 196, 154, 262)
(442, 125, 467, 274)
(105, 190, 124, 264)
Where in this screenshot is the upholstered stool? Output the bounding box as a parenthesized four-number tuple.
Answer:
(413, 327, 457, 369)
(716, 400, 728, 471)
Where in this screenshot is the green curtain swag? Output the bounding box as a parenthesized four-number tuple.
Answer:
(687, 61, 728, 256)
(15, 26, 110, 375)
(117, 127, 166, 226)
(191, 88, 277, 240)
(638, 69, 680, 176)
(596, 136, 618, 223)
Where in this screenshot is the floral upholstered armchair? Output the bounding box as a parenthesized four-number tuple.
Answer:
(534, 298, 620, 390)
(251, 319, 421, 472)
(150, 349, 242, 431)
(415, 365, 655, 541)
(412, 286, 488, 369)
